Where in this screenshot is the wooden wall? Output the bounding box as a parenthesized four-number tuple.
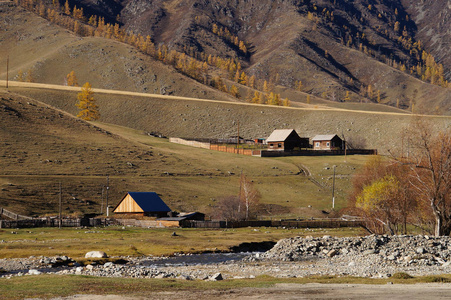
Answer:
(113, 194, 144, 213)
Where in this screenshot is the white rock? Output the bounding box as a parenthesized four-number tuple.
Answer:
(85, 251, 108, 258)
(28, 269, 41, 275)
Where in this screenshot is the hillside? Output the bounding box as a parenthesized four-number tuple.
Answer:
(3, 84, 449, 218)
(0, 88, 365, 218)
(9, 82, 451, 154)
(69, 0, 451, 114)
(0, 2, 450, 115)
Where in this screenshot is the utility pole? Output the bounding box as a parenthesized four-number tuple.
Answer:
(106, 175, 109, 217)
(6, 56, 9, 89)
(59, 182, 62, 229)
(236, 120, 240, 154)
(332, 165, 336, 209)
(100, 185, 104, 214)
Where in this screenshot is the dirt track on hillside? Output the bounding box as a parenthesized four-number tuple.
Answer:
(4, 80, 449, 118)
(55, 283, 451, 300)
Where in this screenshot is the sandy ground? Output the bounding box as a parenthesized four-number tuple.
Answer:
(52, 283, 451, 300)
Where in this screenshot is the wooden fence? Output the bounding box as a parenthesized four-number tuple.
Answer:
(0, 218, 119, 228)
(0, 208, 33, 220)
(169, 137, 211, 149)
(209, 145, 261, 156)
(181, 219, 363, 229)
(0, 214, 364, 230)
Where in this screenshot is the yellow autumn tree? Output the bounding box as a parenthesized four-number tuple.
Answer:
(66, 71, 79, 86)
(76, 82, 99, 121)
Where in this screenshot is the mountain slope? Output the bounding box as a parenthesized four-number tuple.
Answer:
(0, 4, 235, 101)
(71, 0, 451, 114)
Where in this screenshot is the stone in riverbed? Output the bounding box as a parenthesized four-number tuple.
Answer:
(85, 251, 108, 258)
(28, 269, 41, 275)
(209, 272, 223, 281)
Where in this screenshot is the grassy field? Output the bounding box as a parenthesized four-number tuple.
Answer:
(0, 88, 376, 218)
(1, 272, 451, 300)
(0, 226, 364, 259)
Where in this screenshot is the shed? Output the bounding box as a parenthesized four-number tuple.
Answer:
(266, 129, 309, 151)
(312, 134, 344, 150)
(113, 192, 171, 218)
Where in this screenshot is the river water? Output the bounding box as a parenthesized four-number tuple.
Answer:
(141, 252, 258, 267)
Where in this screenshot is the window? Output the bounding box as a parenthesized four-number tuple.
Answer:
(278, 143, 282, 148)
(315, 142, 320, 147)
(326, 142, 330, 147)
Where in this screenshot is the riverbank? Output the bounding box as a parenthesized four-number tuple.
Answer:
(2, 235, 451, 280)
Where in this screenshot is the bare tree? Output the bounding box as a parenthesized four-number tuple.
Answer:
(406, 120, 451, 236)
(239, 172, 261, 220)
(213, 196, 244, 221)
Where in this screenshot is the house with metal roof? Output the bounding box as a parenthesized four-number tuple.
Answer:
(266, 129, 309, 151)
(312, 134, 344, 150)
(112, 192, 171, 218)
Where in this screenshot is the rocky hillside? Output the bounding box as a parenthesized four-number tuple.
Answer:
(70, 0, 451, 114)
(402, 0, 451, 79)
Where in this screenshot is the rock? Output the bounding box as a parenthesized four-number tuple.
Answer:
(327, 250, 338, 257)
(363, 250, 376, 255)
(209, 273, 223, 281)
(85, 251, 108, 258)
(387, 255, 396, 261)
(75, 267, 83, 274)
(86, 265, 94, 270)
(416, 247, 425, 254)
(104, 262, 114, 268)
(28, 269, 41, 275)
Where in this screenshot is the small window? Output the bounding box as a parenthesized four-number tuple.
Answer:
(326, 142, 330, 147)
(278, 143, 282, 148)
(315, 142, 320, 147)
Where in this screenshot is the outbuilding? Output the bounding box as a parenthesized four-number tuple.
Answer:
(266, 129, 309, 151)
(312, 134, 344, 150)
(112, 192, 171, 218)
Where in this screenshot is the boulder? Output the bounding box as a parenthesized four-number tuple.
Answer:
(327, 250, 338, 257)
(209, 273, 223, 281)
(28, 269, 42, 275)
(85, 251, 108, 258)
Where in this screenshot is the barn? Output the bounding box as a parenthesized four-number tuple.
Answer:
(312, 134, 344, 150)
(112, 192, 171, 218)
(266, 129, 309, 151)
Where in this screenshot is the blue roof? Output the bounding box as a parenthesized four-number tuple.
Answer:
(128, 192, 171, 212)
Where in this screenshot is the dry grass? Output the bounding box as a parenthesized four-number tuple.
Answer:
(1, 272, 451, 300)
(0, 227, 364, 258)
(1, 87, 450, 218)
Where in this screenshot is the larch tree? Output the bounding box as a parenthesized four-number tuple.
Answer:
(66, 71, 79, 86)
(76, 82, 99, 121)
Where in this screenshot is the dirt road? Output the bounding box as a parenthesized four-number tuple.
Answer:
(54, 283, 451, 299)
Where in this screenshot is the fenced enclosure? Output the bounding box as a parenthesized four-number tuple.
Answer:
(181, 219, 364, 229)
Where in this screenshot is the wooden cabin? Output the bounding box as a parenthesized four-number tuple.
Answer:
(113, 192, 171, 218)
(312, 134, 344, 150)
(266, 129, 309, 151)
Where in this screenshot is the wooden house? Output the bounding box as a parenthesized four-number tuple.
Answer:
(312, 134, 344, 150)
(113, 192, 171, 218)
(266, 129, 309, 151)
